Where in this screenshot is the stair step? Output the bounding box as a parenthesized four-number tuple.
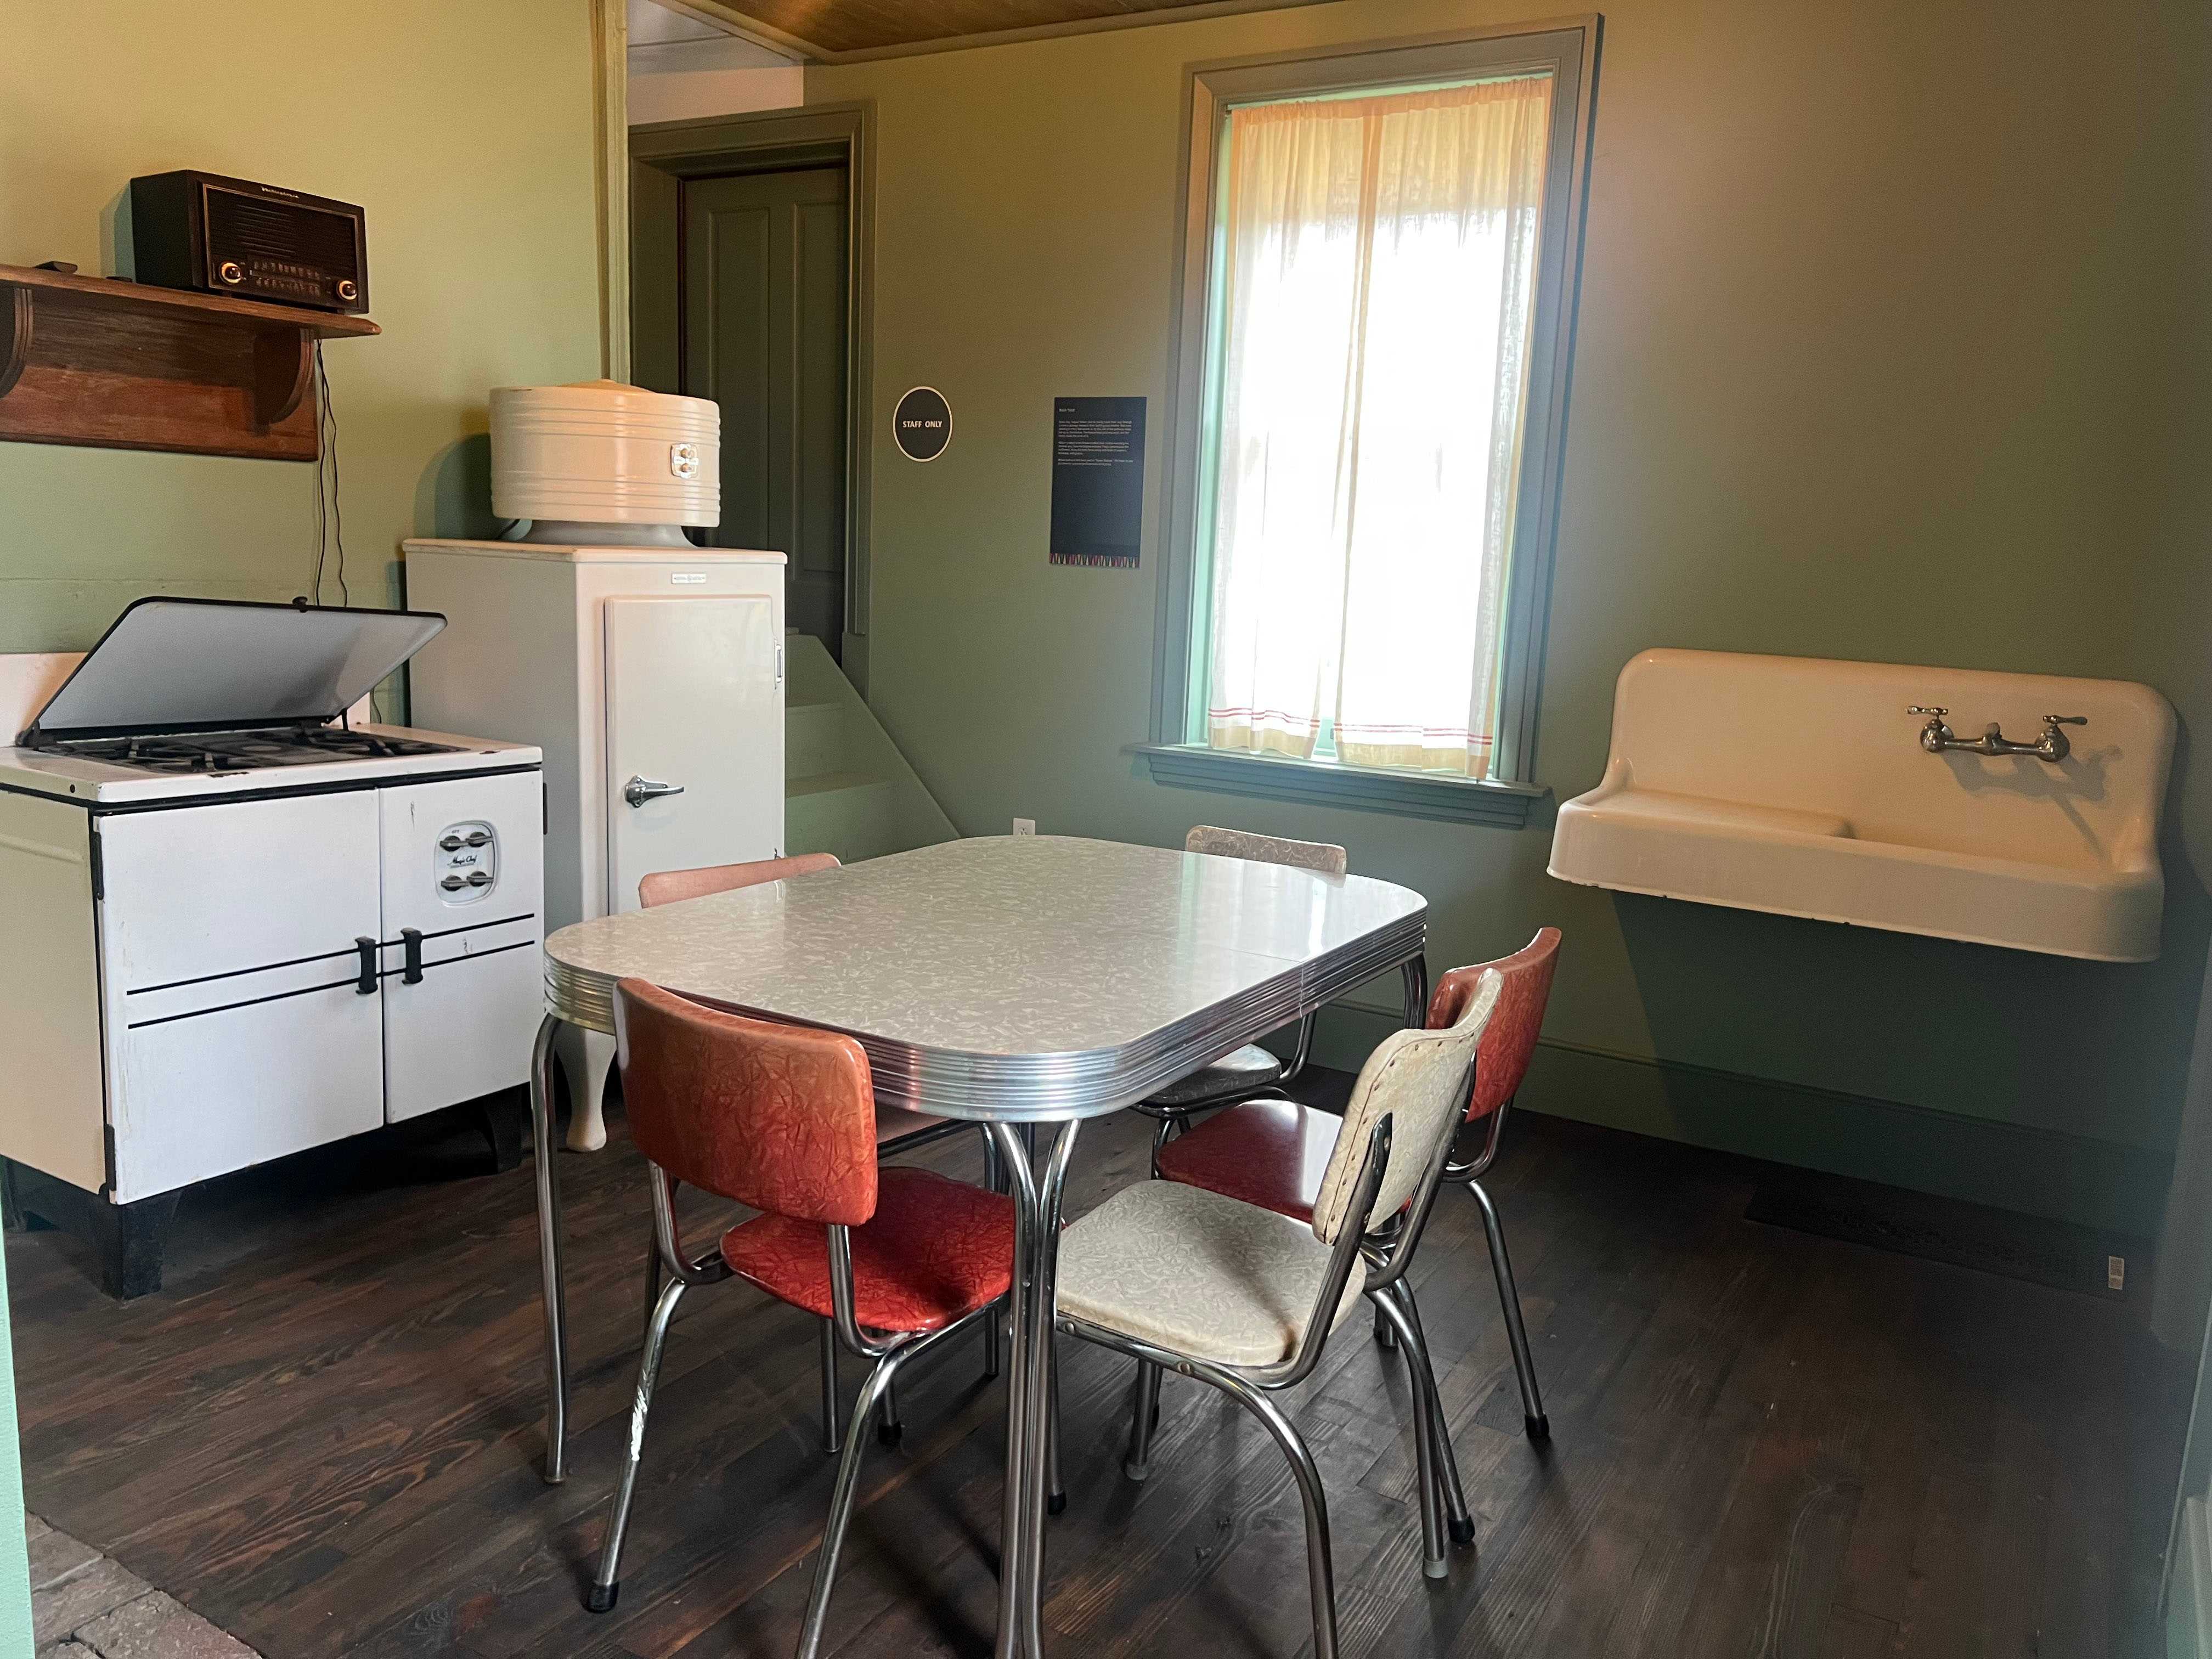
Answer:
(787, 769, 890, 800)
(786, 701, 845, 781)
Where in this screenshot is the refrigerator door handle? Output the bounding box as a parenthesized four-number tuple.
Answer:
(401, 927, 425, 985)
(354, 936, 379, 995)
(622, 775, 686, 809)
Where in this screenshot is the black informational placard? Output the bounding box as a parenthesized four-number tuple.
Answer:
(1049, 397, 1146, 567)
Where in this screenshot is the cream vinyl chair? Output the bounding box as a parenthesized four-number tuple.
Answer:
(1129, 827, 1348, 1166)
(1049, 970, 1504, 1658)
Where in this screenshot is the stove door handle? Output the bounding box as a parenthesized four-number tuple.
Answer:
(401, 928, 425, 986)
(354, 936, 379, 996)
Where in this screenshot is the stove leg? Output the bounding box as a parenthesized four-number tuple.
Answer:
(96, 1193, 180, 1301)
(473, 1093, 525, 1175)
(0, 1159, 40, 1232)
(6, 1162, 177, 1299)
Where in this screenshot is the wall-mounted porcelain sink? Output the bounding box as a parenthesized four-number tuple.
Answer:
(1549, 650, 2176, 961)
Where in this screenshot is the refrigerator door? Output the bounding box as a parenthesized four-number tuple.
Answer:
(377, 772, 546, 1124)
(602, 595, 783, 914)
(98, 794, 387, 1202)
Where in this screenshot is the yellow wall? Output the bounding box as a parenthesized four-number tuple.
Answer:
(0, 1, 603, 647)
(812, 0, 2212, 1235)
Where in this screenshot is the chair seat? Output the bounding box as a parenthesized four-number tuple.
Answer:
(1138, 1043, 1284, 1113)
(722, 1167, 1014, 1335)
(1057, 1180, 1365, 1369)
(1154, 1096, 1339, 1224)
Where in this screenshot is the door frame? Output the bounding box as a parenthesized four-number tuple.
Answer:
(628, 104, 879, 691)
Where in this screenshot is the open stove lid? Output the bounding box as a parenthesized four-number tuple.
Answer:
(21, 597, 447, 743)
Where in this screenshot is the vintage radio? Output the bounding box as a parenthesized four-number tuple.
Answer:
(128, 171, 368, 314)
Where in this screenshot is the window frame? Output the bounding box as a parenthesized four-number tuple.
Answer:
(1140, 19, 1602, 828)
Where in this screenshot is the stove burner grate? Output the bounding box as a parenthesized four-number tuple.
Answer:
(35, 725, 464, 775)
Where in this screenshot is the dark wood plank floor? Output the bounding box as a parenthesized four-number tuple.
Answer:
(6, 1094, 2187, 1658)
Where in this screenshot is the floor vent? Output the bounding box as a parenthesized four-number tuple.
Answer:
(1745, 1168, 2146, 1300)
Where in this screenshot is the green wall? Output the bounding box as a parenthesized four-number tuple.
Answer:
(0, 3, 602, 1614)
(812, 0, 2212, 1235)
(0, 1, 604, 652)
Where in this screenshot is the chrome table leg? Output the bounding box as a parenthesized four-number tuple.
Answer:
(1401, 953, 1430, 1027)
(991, 1122, 1039, 1659)
(991, 1118, 1079, 1658)
(529, 1013, 569, 1485)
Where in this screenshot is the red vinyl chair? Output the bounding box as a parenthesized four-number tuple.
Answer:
(1155, 928, 1563, 1446)
(639, 853, 995, 1449)
(587, 979, 1015, 1659)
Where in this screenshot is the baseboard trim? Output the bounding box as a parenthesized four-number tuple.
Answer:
(1302, 1005, 2168, 1238)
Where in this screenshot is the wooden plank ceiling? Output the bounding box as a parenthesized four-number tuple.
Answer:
(713, 0, 1302, 58)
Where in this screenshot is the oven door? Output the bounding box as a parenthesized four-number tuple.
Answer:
(98, 793, 386, 1203)
(377, 771, 544, 1124)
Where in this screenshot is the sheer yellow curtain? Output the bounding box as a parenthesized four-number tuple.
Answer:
(1204, 76, 1555, 775)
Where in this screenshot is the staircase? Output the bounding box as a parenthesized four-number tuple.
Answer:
(785, 634, 958, 864)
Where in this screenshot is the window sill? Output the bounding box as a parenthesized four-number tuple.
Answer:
(1133, 743, 1547, 828)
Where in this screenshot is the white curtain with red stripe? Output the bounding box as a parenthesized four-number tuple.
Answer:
(1203, 75, 1554, 776)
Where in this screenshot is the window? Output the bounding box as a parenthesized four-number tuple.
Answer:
(1146, 25, 1598, 826)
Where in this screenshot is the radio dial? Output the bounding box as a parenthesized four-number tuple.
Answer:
(217, 260, 244, 285)
(335, 278, 358, 302)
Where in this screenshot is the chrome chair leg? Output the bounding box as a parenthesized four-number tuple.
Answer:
(819, 1321, 842, 1454)
(588, 1276, 687, 1613)
(1203, 1366, 1339, 1659)
(1374, 1301, 1398, 1350)
(878, 1367, 903, 1447)
(796, 1351, 904, 1659)
(1125, 1359, 1163, 1480)
(1046, 1339, 1066, 1515)
(1148, 1113, 1177, 1178)
(1283, 1010, 1318, 1082)
(1470, 1179, 1549, 1441)
(1395, 1282, 1473, 1544)
(1370, 1291, 1446, 1579)
(981, 1138, 1005, 1380)
(641, 1218, 664, 1352)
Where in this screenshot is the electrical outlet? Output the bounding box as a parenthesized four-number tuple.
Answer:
(1012, 818, 1036, 837)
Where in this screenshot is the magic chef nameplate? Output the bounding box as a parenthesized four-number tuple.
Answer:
(893, 387, 952, 462)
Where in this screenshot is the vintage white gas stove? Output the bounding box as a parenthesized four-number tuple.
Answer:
(0, 598, 545, 1297)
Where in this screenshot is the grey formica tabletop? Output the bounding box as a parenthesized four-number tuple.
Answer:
(542, 834, 1426, 1122)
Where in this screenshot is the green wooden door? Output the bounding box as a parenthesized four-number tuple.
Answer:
(681, 167, 849, 658)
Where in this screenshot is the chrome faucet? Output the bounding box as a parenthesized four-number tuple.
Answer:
(1908, 707, 2085, 763)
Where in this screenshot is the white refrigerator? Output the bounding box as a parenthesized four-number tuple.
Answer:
(402, 539, 787, 1148)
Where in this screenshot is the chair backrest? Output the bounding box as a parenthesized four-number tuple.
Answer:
(639, 852, 840, 911)
(1310, 969, 1502, 1245)
(1429, 928, 1562, 1122)
(612, 978, 878, 1226)
(1185, 825, 1348, 877)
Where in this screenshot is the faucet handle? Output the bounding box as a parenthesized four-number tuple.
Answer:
(1907, 706, 1948, 717)
(2044, 714, 2086, 726)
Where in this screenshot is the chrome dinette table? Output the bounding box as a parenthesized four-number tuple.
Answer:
(529, 834, 1428, 1658)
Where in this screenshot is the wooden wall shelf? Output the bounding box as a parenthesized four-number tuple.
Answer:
(0, 265, 379, 462)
